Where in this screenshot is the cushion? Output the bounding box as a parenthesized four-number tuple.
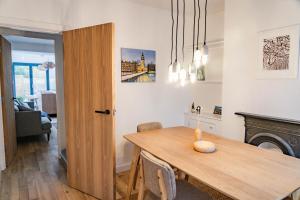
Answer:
(19, 101, 31, 108)
(41, 111, 52, 121)
(141, 151, 176, 200)
(144, 181, 212, 200)
(17, 105, 33, 111)
(41, 117, 52, 130)
(14, 99, 21, 105)
(137, 122, 162, 132)
(14, 104, 19, 111)
(16, 100, 33, 111)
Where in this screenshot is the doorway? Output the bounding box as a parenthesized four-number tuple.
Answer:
(5, 35, 59, 149)
(0, 27, 65, 170)
(0, 24, 116, 199)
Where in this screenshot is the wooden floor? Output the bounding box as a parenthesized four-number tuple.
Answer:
(0, 128, 233, 200)
(0, 129, 99, 200)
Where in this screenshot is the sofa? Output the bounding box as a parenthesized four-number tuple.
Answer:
(14, 99, 52, 141)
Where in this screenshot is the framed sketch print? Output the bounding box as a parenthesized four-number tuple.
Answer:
(257, 25, 300, 79)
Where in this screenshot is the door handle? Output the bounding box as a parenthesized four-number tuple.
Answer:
(95, 109, 110, 115)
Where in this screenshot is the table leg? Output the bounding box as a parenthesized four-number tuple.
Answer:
(137, 159, 145, 200)
(126, 145, 141, 200)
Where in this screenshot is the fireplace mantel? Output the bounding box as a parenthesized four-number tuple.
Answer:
(235, 112, 300, 125)
(235, 112, 300, 158)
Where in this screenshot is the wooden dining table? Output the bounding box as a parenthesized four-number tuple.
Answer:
(124, 126, 300, 200)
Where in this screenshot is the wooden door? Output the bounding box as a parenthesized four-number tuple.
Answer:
(63, 23, 115, 199)
(0, 36, 17, 167)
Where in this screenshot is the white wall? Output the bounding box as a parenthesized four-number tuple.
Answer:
(222, 0, 300, 141)
(64, 0, 224, 169)
(0, 0, 64, 32)
(0, 0, 224, 170)
(0, 0, 64, 170)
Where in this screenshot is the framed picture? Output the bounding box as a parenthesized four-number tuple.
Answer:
(121, 48, 156, 82)
(213, 106, 222, 115)
(257, 25, 300, 79)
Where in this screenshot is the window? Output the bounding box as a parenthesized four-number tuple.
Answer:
(49, 68, 56, 91)
(14, 65, 30, 98)
(32, 66, 47, 95)
(13, 62, 56, 99)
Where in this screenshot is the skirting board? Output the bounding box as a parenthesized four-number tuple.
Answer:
(116, 162, 131, 173)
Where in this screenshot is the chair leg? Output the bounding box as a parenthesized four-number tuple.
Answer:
(178, 170, 188, 180)
(126, 145, 141, 200)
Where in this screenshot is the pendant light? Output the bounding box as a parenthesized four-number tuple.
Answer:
(194, 0, 201, 68)
(179, 0, 187, 86)
(168, 0, 175, 82)
(200, 0, 208, 65)
(189, 0, 197, 83)
(173, 0, 181, 82)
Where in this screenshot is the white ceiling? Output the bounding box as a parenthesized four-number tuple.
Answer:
(128, 0, 225, 14)
(5, 35, 54, 45)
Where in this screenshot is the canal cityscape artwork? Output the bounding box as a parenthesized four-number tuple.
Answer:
(121, 48, 156, 82)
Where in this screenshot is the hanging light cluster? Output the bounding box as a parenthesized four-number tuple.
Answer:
(168, 0, 209, 84)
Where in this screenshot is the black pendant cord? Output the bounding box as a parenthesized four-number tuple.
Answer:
(192, 0, 196, 62)
(170, 0, 174, 65)
(196, 0, 200, 50)
(175, 0, 179, 63)
(182, 0, 185, 62)
(204, 0, 207, 45)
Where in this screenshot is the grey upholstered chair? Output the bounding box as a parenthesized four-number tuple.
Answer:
(137, 122, 163, 132)
(127, 122, 163, 200)
(15, 111, 52, 141)
(138, 151, 212, 200)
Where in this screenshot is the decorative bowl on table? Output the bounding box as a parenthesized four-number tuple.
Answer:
(193, 128, 216, 153)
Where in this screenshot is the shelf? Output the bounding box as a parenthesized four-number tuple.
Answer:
(196, 80, 222, 84)
(185, 112, 222, 121)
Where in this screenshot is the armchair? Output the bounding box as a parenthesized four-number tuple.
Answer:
(15, 110, 52, 141)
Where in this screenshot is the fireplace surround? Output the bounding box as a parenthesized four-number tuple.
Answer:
(236, 112, 300, 158)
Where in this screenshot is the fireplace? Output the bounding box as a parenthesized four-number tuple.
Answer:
(236, 112, 300, 158)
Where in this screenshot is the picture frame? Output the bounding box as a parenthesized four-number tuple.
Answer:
(121, 48, 156, 83)
(257, 25, 300, 79)
(213, 106, 222, 115)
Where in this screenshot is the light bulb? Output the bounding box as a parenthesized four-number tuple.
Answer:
(202, 55, 208, 65)
(171, 61, 180, 82)
(194, 49, 202, 69)
(179, 64, 186, 86)
(172, 72, 179, 82)
(188, 63, 197, 83)
(168, 64, 174, 82)
(175, 61, 181, 73)
(190, 73, 196, 83)
(180, 68, 187, 81)
(200, 44, 209, 65)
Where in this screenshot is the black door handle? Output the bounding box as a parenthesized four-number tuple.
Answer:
(95, 109, 110, 115)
